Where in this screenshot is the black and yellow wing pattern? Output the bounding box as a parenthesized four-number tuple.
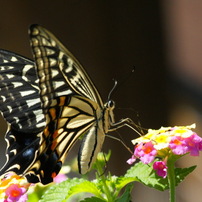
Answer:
(0, 25, 134, 184)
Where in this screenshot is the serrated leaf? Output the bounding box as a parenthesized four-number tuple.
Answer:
(67, 181, 104, 200)
(115, 176, 136, 192)
(175, 165, 196, 186)
(115, 183, 133, 202)
(39, 178, 85, 202)
(80, 196, 106, 202)
(125, 161, 168, 191)
(125, 162, 196, 191)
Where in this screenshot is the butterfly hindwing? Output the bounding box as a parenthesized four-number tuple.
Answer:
(0, 50, 45, 181)
(0, 49, 45, 132)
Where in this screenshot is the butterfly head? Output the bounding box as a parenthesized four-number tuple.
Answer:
(105, 99, 115, 110)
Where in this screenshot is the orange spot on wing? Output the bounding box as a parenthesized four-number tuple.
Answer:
(59, 96, 66, 106)
(49, 108, 56, 120)
(51, 130, 60, 150)
(51, 140, 57, 151)
(53, 130, 59, 139)
(44, 126, 49, 136)
(51, 172, 57, 178)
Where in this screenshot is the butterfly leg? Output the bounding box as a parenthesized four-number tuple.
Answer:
(109, 118, 140, 134)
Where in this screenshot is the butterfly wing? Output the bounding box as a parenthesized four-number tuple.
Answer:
(23, 25, 106, 184)
(0, 50, 46, 182)
(0, 49, 45, 131)
(0, 25, 106, 184)
(29, 24, 103, 109)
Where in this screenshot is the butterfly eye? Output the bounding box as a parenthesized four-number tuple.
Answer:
(107, 100, 115, 109)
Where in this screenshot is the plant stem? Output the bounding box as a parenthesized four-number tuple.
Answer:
(167, 158, 176, 202)
(96, 156, 114, 201)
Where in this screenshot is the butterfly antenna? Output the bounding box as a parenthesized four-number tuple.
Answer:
(108, 67, 135, 100)
(108, 79, 118, 101)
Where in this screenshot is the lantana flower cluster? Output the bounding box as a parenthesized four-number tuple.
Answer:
(127, 124, 202, 178)
(0, 173, 30, 202)
(0, 166, 69, 202)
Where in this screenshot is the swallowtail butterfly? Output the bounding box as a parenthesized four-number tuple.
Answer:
(0, 25, 135, 184)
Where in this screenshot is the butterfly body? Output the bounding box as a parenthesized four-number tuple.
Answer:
(0, 25, 135, 184)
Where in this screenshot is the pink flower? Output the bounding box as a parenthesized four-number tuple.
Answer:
(153, 161, 168, 178)
(126, 155, 137, 165)
(169, 134, 202, 156)
(135, 142, 157, 164)
(169, 136, 188, 155)
(184, 134, 202, 156)
(53, 173, 67, 183)
(5, 184, 27, 202)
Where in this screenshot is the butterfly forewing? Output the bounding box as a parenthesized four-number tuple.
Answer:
(21, 25, 105, 184)
(29, 25, 103, 109)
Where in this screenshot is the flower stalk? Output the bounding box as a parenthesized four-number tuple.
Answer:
(167, 156, 176, 202)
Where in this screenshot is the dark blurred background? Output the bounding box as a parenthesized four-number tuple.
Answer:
(0, 1, 201, 201)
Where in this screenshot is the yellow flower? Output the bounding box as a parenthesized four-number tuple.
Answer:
(131, 124, 196, 148)
(0, 173, 30, 199)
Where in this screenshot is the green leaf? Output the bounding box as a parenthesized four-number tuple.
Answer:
(28, 184, 51, 202)
(28, 191, 40, 202)
(115, 183, 133, 202)
(39, 178, 85, 202)
(115, 176, 137, 193)
(125, 161, 196, 191)
(125, 161, 168, 191)
(92, 151, 111, 172)
(175, 165, 196, 186)
(94, 175, 136, 199)
(67, 181, 104, 200)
